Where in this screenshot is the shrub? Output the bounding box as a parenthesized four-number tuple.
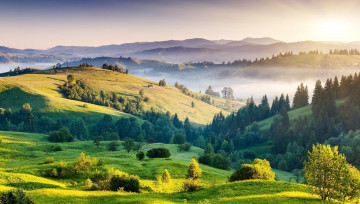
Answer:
(143, 96, 150, 102)
(146, 148, 171, 158)
(51, 144, 62, 151)
(159, 79, 166, 87)
(85, 178, 99, 191)
(178, 142, 191, 151)
(229, 159, 275, 182)
(183, 178, 202, 192)
(211, 154, 231, 170)
(110, 174, 140, 192)
(136, 151, 145, 160)
(162, 169, 171, 183)
(49, 127, 74, 142)
(108, 141, 119, 151)
(123, 138, 135, 153)
(83, 104, 88, 108)
(43, 157, 54, 164)
(93, 136, 103, 147)
(74, 152, 97, 174)
(187, 158, 202, 180)
(45, 161, 74, 178)
(198, 154, 212, 165)
(172, 134, 185, 144)
(0, 189, 34, 204)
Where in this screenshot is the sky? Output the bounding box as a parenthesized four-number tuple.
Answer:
(1, 0, 360, 49)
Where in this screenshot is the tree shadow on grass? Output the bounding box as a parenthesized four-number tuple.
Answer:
(0, 87, 47, 111)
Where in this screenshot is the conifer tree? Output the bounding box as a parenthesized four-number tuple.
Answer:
(204, 143, 214, 154)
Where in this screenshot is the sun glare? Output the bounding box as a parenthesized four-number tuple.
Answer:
(317, 19, 350, 41)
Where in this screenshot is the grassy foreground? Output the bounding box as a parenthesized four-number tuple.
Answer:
(0, 131, 325, 203)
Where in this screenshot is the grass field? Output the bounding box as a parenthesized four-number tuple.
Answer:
(251, 53, 360, 69)
(0, 67, 244, 126)
(0, 130, 324, 203)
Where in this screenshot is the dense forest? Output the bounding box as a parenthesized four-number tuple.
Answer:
(200, 72, 360, 171)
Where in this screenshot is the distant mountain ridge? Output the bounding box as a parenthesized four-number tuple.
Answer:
(2, 37, 360, 63)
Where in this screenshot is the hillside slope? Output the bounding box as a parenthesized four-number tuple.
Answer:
(0, 131, 322, 204)
(0, 67, 244, 125)
(250, 54, 360, 69)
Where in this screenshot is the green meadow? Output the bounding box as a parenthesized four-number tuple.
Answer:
(0, 130, 323, 203)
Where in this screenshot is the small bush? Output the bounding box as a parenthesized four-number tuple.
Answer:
(43, 157, 54, 164)
(229, 159, 275, 182)
(146, 148, 171, 158)
(44, 161, 74, 178)
(110, 174, 140, 192)
(83, 104, 88, 108)
(108, 141, 119, 151)
(172, 134, 185, 144)
(187, 158, 202, 180)
(161, 169, 171, 183)
(183, 178, 202, 192)
(49, 127, 74, 143)
(51, 145, 62, 151)
(85, 178, 99, 191)
(74, 152, 97, 174)
(178, 142, 192, 151)
(136, 151, 145, 160)
(97, 159, 105, 166)
(198, 154, 212, 165)
(143, 96, 150, 102)
(0, 189, 34, 204)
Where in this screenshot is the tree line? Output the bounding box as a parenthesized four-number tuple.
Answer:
(269, 72, 360, 172)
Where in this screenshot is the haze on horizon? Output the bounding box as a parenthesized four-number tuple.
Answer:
(1, 0, 360, 49)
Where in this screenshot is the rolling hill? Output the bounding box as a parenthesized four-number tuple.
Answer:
(0, 66, 244, 127)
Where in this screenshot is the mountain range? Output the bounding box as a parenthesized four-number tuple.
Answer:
(2, 37, 360, 64)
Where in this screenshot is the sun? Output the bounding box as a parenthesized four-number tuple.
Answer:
(316, 19, 350, 41)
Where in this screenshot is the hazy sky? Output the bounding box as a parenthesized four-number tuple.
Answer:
(1, 0, 360, 49)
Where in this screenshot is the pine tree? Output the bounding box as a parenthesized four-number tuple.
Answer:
(285, 94, 290, 111)
(258, 95, 270, 119)
(333, 76, 340, 98)
(184, 117, 191, 141)
(323, 79, 336, 117)
(204, 143, 214, 154)
(293, 83, 309, 109)
(173, 113, 183, 129)
(312, 80, 323, 117)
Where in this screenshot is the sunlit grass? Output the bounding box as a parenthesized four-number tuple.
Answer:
(0, 130, 324, 203)
(0, 67, 244, 125)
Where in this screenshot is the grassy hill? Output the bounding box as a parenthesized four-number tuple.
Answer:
(0, 130, 322, 203)
(250, 53, 360, 69)
(256, 99, 345, 131)
(0, 67, 244, 126)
